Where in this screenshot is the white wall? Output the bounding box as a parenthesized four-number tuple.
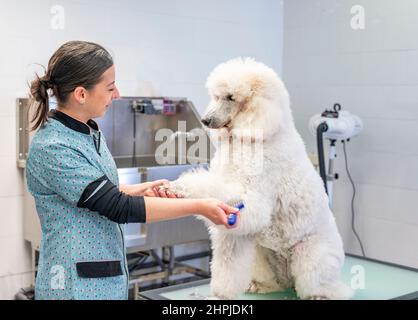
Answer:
(0, 0, 283, 299)
(283, 0, 418, 267)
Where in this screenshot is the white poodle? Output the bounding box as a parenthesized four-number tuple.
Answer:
(170, 58, 353, 300)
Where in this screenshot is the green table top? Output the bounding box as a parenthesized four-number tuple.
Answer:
(140, 255, 418, 300)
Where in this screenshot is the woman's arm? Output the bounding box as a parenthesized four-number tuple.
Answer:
(144, 197, 239, 227)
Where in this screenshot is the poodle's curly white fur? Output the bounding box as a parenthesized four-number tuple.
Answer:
(170, 57, 353, 300)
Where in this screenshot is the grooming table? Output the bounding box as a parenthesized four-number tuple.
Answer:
(139, 254, 418, 300)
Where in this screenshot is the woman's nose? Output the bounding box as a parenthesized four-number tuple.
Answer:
(112, 87, 121, 99)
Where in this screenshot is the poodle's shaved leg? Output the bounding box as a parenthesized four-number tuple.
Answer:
(209, 229, 255, 299)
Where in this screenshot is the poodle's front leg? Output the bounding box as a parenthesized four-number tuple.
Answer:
(170, 168, 240, 201)
(209, 228, 255, 299)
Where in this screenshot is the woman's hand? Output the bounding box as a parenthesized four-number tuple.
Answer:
(199, 198, 240, 228)
(120, 179, 177, 198)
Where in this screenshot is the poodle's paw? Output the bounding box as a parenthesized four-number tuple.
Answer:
(205, 296, 222, 300)
(211, 281, 239, 300)
(246, 280, 284, 294)
(308, 296, 330, 300)
(210, 289, 236, 300)
(168, 181, 188, 198)
(298, 281, 353, 300)
(171, 189, 186, 198)
(246, 281, 268, 294)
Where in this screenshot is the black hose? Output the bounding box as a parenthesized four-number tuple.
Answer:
(343, 140, 366, 257)
(316, 122, 329, 194)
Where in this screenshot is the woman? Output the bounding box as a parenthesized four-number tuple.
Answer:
(26, 41, 238, 300)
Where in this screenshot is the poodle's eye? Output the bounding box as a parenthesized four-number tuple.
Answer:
(225, 94, 235, 102)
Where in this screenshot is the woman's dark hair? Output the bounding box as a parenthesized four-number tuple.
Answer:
(29, 41, 114, 130)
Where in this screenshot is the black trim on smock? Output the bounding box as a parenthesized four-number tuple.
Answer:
(77, 175, 147, 224)
(48, 109, 101, 155)
(48, 109, 99, 134)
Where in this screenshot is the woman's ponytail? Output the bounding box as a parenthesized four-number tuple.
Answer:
(30, 75, 51, 130)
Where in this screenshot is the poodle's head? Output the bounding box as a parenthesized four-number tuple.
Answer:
(202, 57, 292, 138)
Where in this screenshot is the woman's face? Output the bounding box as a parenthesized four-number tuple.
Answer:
(86, 65, 120, 118)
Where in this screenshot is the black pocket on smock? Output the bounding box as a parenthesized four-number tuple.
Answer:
(76, 260, 123, 278)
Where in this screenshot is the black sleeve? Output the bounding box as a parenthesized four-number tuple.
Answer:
(77, 175, 146, 223)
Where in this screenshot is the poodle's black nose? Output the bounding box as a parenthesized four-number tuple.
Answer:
(201, 118, 211, 127)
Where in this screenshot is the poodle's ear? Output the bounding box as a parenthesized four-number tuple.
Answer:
(249, 75, 265, 96)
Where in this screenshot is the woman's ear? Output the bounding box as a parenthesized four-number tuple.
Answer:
(73, 86, 87, 105)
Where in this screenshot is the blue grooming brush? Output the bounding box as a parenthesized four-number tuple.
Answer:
(228, 202, 245, 226)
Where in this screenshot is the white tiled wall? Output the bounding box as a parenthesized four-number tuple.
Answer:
(0, 0, 283, 299)
(283, 0, 418, 267)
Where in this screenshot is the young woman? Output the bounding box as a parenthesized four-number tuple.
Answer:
(26, 41, 238, 300)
